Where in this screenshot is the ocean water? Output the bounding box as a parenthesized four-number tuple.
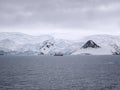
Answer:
(0, 56, 120, 90)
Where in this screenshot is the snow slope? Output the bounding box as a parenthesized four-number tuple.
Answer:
(83, 34, 120, 46)
(0, 32, 75, 55)
(0, 32, 54, 44)
(0, 32, 120, 55)
(72, 45, 114, 55)
(72, 34, 120, 55)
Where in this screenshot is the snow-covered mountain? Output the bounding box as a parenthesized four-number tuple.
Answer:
(72, 35, 120, 55)
(83, 34, 120, 46)
(0, 32, 75, 55)
(0, 32, 120, 56)
(0, 32, 54, 44)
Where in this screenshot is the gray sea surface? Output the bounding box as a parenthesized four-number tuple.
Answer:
(0, 55, 120, 90)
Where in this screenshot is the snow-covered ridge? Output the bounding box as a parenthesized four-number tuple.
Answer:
(82, 34, 120, 46)
(0, 32, 120, 56)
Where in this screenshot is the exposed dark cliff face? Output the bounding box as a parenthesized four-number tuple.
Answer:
(39, 40, 54, 55)
(82, 40, 100, 48)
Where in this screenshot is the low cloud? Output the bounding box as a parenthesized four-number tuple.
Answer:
(0, 0, 120, 35)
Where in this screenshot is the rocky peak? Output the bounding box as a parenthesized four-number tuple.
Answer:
(82, 40, 100, 48)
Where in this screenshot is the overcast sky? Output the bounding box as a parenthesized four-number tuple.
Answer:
(0, 0, 120, 39)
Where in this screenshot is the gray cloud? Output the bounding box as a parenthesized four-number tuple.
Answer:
(0, 0, 120, 34)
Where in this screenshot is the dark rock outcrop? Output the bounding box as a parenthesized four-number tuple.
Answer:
(82, 40, 100, 48)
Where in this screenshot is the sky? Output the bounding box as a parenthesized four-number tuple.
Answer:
(0, 0, 120, 40)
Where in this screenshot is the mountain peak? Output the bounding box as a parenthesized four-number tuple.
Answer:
(82, 40, 100, 48)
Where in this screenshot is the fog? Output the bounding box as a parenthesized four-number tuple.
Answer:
(0, 0, 120, 39)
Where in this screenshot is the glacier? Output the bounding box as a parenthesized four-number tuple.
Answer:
(0, 32, 120, 56)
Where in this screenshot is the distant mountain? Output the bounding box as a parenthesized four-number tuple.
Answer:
(82, 34, 120, 46)
(82, 40, 100, 48)
(0, 32, 75, 56)
(0, 32, 120, 55)
(72, 35, 120, 55)
(0, 32, 54, 44)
